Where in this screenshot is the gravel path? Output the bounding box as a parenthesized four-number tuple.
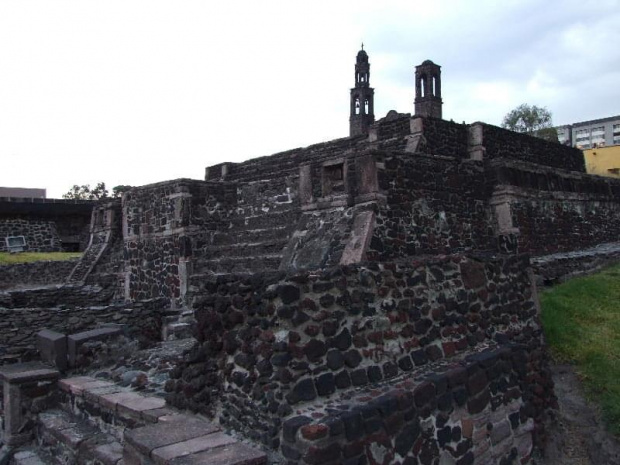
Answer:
(541, 363, 620, 465)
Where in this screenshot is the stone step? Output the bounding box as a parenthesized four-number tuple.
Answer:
(37, 409, 123, 465)
(124, 414, 267, 465)
(229, 210, 299, 230)
(210, 226, 290, 246)
(162, 322, 193, 341)
(201, 239, 288, 259)
(58, 377, 172, 440)
(11, 448, 49, 465)
(195, 255, 282, 274)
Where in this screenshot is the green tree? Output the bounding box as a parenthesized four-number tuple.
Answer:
(112, 185, 132, 198)
(63, 182, 132, 200)
(502, 104, 557, 142)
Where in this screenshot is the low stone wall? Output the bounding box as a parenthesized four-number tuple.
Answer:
(0, 298, 167, 365)
(168, 253, 554, 463)
(422, 117, 468, 158)
(0, 260, 77, 290)
(530, 242, 620, 286)
(0, 284, 115, 309)
(370, 154, 493, 258)
(482, 123, 585, 172)
(281, 343, 549, 465)
(0, 219, 62, 252)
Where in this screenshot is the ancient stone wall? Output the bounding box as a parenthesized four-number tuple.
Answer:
(421, 117, 468, 157)
(490, 160, 620, 256)
(509, 192, 620, 255)
(123, 179, 221, 303)
(168, 253, 554, 464)
(369, 154, 494, 258)
(481, 123, 585, 172)
(280, 342, 548, 465)
(531, 242, 620, 286)
(0, 284, 115, 309)
(0, 219, 62, 252)
(0, 197, 94, 252)
(0, 260, 77, 290)
(0, 298, 167, 364)
(374, 114, 412, 140)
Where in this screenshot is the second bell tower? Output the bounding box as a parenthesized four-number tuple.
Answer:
(349, 46, 375, 136)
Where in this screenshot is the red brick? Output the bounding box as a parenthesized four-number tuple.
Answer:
(300, 424, 328, 441)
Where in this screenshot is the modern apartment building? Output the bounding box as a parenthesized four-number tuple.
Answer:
(556, 115, 620, 149)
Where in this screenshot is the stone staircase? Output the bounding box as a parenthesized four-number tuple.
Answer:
(66, 232, 111, 285)
(193, 200, 299, 276)
(161, 307, 195, 341)
(10, 376, 267, 465)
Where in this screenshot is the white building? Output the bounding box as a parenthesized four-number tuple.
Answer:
(556, 115, 620, 149)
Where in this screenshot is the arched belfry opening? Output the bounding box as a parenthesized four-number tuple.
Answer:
(414, 60, 443, 119)
(349, 45, 375, 136)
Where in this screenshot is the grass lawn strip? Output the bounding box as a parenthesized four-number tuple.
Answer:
(0, 252, 82, 265)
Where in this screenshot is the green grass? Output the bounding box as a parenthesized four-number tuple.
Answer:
(0, 252, 82, 265)
(541, 264, 620, 434)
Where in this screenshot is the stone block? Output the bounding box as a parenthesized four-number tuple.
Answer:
(67, 327, 123, 367)
(170, 441, 267, 465)
(60, 377, 115, 397)
(124, 414, 220, 456)
(36, 329, 68, 371)
(152, 432, 236, 464)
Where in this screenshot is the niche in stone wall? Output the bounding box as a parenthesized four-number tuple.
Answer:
(322, 160, 346, 197)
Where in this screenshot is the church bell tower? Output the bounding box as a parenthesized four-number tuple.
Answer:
(350, 46, 375, 136)
(414, 60, 443, 119)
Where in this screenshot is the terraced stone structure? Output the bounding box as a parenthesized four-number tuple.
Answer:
(3, 51, 620, 464)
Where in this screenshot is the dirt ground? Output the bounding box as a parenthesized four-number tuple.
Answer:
(539, 363, 620, 465)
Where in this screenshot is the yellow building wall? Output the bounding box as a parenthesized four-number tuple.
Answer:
(583, 145, 620, 178)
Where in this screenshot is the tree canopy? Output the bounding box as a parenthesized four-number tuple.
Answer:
(62, 182, 132, 200)
(502, 104, 558, 142)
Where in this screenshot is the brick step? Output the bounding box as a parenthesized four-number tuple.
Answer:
(210, 226, 291, 246)
(201, 239, 289, 259)
(124, 414, 267, 465)
(194, 255, 282, 274)
(37, 409, 123, 465)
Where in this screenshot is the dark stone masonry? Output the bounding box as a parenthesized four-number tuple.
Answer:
(2, 49, 620, 465)
(0, 197, 93, 252)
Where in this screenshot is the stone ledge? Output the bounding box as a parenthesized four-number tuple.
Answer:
(0, 362, 59, 384)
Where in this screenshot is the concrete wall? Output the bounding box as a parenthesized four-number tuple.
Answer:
(584, 145, 620, 178)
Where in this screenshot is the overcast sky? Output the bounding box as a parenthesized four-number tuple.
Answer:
(1, 0, 619, 198)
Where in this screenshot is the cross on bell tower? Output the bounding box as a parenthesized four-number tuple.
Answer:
(350, 45, 375, 136)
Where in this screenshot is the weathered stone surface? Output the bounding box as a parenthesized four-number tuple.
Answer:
(124, 415, 220, 456)
(36, 329, 68, 371)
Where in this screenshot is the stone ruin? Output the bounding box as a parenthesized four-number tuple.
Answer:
(2, 49, 620, 465)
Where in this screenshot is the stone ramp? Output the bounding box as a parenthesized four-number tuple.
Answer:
(11, 376, 266, 465)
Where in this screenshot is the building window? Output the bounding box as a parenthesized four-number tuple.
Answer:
(613, 124, 620, 144)
(322, 162, 346, 196)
